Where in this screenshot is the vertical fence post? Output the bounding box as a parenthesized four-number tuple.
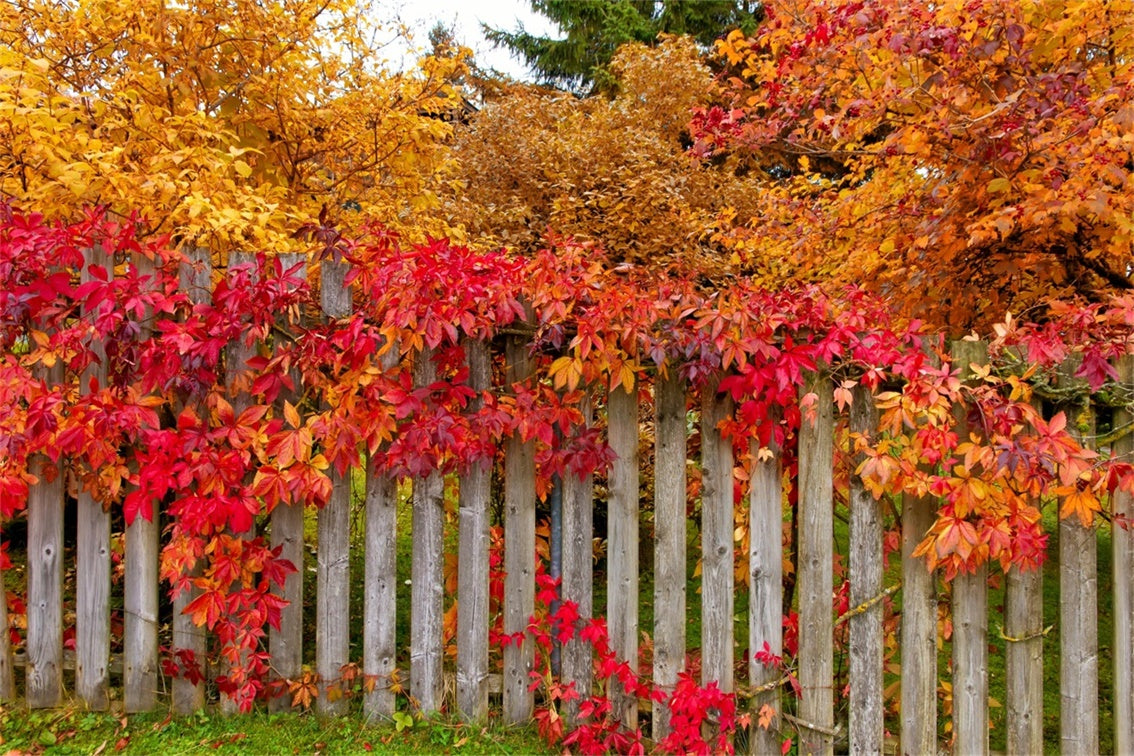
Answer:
(315, 258, 352, 717)
(173, 245, 211, 715)
(26, 360, 65, 709)
(900, 499, 937, 753)
(0, 545, 11, 700)
(951, 340, 989, 756)
(701, 374, 735, 704)
(457, 339, 492, 721)
(653, 369, 686, 740)
(797, 369, 834, 756)
(562, 392, 594, 727)
(76, 244, 111, 711)
(411, 347, 444, 714)
(1005, 394, 1044, 755)
(607, 380, 640, 728)
(503, 336, 536, 723)
(1058, 356, 1098, 755)
(363, 339, 399, 720)
(124, 251, 159, 713)
(848, 384, 882, 754)
(268, 252, 307, 714)
(749, 410, 783, 756)
(1114, 355, 1134, 755)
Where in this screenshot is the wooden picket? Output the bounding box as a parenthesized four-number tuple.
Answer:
(6, 246, 1134, 756)
(652, 370, 686, 740)
(797, 370, 835, 755)
(123, 251, 160, 714)
(315, 258, 352, 718)
(951, 339, 989, 756)
(1114, 355, 1134, 754)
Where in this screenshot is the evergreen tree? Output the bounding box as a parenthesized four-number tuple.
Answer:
(484, 0, 760, 94)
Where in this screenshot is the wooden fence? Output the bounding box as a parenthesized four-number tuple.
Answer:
(1, 250, 1133, 756)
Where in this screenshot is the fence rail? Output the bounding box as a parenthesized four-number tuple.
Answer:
(1, 246, 1131, 756)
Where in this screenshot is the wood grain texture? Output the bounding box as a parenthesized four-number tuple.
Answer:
(457, 339, 491, 721)
(26, 363, 64, 709)
(701, 375, 734, 704)
(1005, 565, 1043, 755)
(607, 383, 640, 728)
(503, 337, 536, 724)
(797, 371, 834, 756)
(900, 490, 937, 756)
(561, 393, 594, 728)
(652, 370, 686, 740)
(749, 417, 783, 756)
(848, 385, 882, 755)
(315, 259, 352, 718)
(77, 244, 111, 711)
(950, 339, 989, 756)
(1114, 355, 1134, 756)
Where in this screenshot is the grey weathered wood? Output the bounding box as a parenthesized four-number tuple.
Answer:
(562, 392, 594, 728)
(363, 330, 400, 720)
(172, 246, 211, 715)
(749, 416, 783, 756)
(268, 253, 307, 714)
(900, 488, 937, 754)
(1005, 565, 1043, 754)
(503, 336, 536, 723)
(315, 258, 352, 717)
(411, 348, 445, 714)
(26, 362, 65, 709)
(77, 244, 111, 711)
(652, 370, 686, 740)
(607, 381, 640, 728)
(701, 374, 734, 704)
(1057, 356, 1098, 755)
(1005, 392, 1045, 756)
(124, 251, 160, 714)
(848, 385, 882, 755)
(1115, 355, 1134, 756)
(797, 370, 834, 756)
(457, 339, 492, 721)
(950, 339, 989, 756)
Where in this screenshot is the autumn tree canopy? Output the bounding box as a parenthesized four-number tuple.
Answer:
(693, 0, 1134, 332)
(0, 0, 466, 254)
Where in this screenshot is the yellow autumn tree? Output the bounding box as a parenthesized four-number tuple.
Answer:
(0, 0, 467, 252)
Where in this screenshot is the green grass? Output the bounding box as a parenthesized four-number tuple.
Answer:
(0, 705, 553, 755)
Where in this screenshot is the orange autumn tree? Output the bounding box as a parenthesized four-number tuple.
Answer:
(447, 35, 760, 274)
(0, 0, 466, 251)
(694, 0, 1134, 331)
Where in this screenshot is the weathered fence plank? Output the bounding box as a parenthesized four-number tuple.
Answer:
(411, 347, 445, 714)
(268, 253, 307, 714)
(173, 245, 211, 715)
(362, 331, 401, 720)
(562, 393, 594, 728)
(701, 374, 734, 702)
(457, 339, 492, 721)
(749, 413, 783, 756)
(77, 244, 112, 711)
(900, 490, 937, 755)
(1059, 357, 1098, 755)
(124, 251, 160, 713)
(797, 370, 835, 756)
(653, 370, 686, 740)
(951, 339, 989, 756)
(607, 381, 640, 728)
(316, 258, 352, 717)
(848, 385, 882, 754)
(1115, 355, 1134, 755)
(503, 336, 536, 723)
(1005, 396, 1044, 756)
(0, 538, 12, 700)
(26, 361, 65, 709)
